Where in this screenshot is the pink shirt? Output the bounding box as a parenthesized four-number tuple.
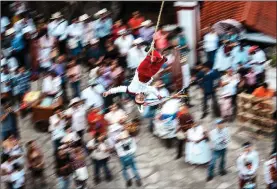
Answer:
(67, 65, 81, 83)
(245, 72, 256, 86)
(154, 30, 168, 50)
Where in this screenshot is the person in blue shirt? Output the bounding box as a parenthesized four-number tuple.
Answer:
(196, 64, 221, 119)
(1, 100, 19, 139)
(94, 9, 113, 50)
(9, 30, 26, 67)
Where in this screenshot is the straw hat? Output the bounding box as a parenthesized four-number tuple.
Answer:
(118, 29, 127, 35)
(141, 20, 152, 27)
(69, 97, 82, 107)
(94, 8, 108, 18)
(79, 14, 90, 22)
(5, 27, 15, 36)
(98, 8, 108, 15)
(51, 12, 62, 20)
(90, 38, 99, 45)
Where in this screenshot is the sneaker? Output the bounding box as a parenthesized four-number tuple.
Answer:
(136, 179, 142, 187)
(206, 176, 213, 182)
(220, 170, 227, 176)
(94, 178, 101, 185)
(106, 175, 113, 182)
(126, 179, 132, 187)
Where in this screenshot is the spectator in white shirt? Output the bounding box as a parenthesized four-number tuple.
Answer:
(41, 71, 62, 96)
(213, 46, 233, 72)
(219, 68, 239, 118)
(207, 119, 230, 181)
(48, 12, 68, 54)
(264, 153, 277, 189)
(114, 131, 142, 187)
(249, 46, 267, 84)
(81, 80, 105, 109)
(237, 142, 259, 189)
(14, 15, 36, 35)
(2, 54, 19, 73)
(126, 37, 147, 71)
(87, 133, 112, 184)
(104, 103, 127, 125)
(61, 125, 80, 147)
(38, 28, 56, 72)
(66, 17, 83, 58)
(203, 28, 219, 68)
(114, 29, 134, 68)
(10, 163, 25, 189)
(69, 97, 87, 143)
(49, 108, 66, 150)
(79, 14, 96, 47)
(1, 155, 14, 189)
(1, 16, 10, 34)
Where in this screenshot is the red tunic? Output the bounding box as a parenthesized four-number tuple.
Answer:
(137, 50, 167, 83)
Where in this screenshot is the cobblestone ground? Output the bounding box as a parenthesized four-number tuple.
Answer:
(3, 65, 275, 189)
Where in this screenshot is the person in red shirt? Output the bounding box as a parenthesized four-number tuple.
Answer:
(128, 11, 145, 38)
(112, 19, 127, 41)
(87, 107, 108, 136)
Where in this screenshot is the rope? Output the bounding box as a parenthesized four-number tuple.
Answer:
(147, 1, 165, 60)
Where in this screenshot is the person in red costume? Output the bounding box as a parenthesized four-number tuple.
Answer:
(103, 46, 167, 105)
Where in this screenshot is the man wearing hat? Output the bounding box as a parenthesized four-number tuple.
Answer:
(236, 141, 259, 189)
(94, 8, 112, 50)
(126, 37, 147, 72)
(81, 79, 104, 109)
(207, 119, 230, 181)
(103, 46, 167, 106)
(248, 46, 267, 84)
(48, 12, 68, 54)
(79, 14, 95, 47)
(6, 27, 26, 68)
(139, 20, 155, 43)
(114, 29, 134, 68)
(67, 97, 87, 145)
(66, 17, 83, 58)
(86, 38, 105, 69)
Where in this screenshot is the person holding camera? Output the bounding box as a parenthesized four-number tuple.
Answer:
(86, 133, 112, 184)
(237, 142, 259, 189)
(114, 130, 142, 187)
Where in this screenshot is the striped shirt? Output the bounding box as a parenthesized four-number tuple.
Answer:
(210, 127, 230, 150)
(17, 71, 31, 94)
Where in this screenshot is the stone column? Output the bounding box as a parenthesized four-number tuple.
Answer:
(174, 2, 200, 67)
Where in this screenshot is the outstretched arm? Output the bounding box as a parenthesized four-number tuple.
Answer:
(103, 86, 128, 97)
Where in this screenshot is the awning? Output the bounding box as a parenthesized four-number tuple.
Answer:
(240, 33, 276, 44)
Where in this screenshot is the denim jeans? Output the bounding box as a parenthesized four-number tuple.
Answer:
(71, 81, 81, 98)
(58, 176, 71, 189)
(119, 154, 140, 181)
(93, 158, 112, 180)
(208, 148, 227, 177)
